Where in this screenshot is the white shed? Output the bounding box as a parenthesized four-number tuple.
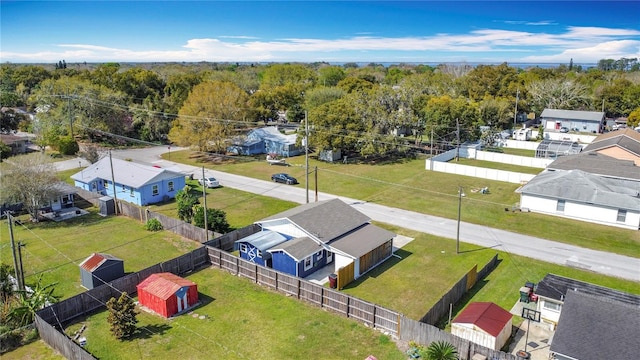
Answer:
(452, 302, 513, 351)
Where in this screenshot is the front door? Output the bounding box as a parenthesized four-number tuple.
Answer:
(327, 251, 333, 264)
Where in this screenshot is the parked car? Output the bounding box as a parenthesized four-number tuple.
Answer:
(271, 173, 298, 185)
(559, 127, 569, 133)
(198, 177, 220, 188)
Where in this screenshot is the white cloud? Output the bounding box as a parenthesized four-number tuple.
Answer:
(521, 40, 640, 63)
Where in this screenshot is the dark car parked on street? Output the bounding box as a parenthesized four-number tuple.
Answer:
(271, 173, 298, 185)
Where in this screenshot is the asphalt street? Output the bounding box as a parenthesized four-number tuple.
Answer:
(58, 146, 640, 282)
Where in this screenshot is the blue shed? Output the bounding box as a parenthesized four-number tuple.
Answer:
(268, 237, 331, 277)
(235, 230, 288, 267)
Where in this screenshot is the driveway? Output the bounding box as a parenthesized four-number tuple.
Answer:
(63, 146, 640, 282)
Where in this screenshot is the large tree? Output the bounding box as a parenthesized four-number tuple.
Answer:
(0, 153, 60, 220)
(168, 81, 249, 152)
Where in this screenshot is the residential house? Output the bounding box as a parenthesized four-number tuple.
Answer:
(581, 128, 640, 165)
(451, 302, 513, 351)
(71, 157, 186, 206)
(137, 272, 199, 318)
(547, 152, 639, 181)
(236, 199, 395, 284)
(534, 274, 640, 331)
(79, 253, 125, 290)
(0, 133, 30, 155)
(549, 291, 640, 360)
(540, 109, 605, 134)
(44, 182, 78, 212)
(235, 231, 288, 267)
(228, 126, 302, 157)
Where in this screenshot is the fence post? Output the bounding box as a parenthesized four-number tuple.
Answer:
(254, 264, 258, 284)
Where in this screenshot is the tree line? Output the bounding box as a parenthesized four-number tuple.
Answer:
(1, 58, 639, 159)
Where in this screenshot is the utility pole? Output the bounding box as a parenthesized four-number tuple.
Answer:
(314, 166, 318, 202)
(513, 88, 520, 129)
(430, 126, 434, 158)
(305, 111, 309, 204)
(202, 166, 209, 243)
(456, 187, 464, 254)
(7, 212, 23, 291)
(455, 118, 460, 162)
(109, 151, 119, 215)
(17, 242, 26, 292)
(68, 92, 74, 139)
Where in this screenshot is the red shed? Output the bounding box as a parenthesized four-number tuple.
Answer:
(136, 273, 198, 318)
(451, 302, 513, 350)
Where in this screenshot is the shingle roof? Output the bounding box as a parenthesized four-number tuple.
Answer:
(550, 291, 640, 360)
(548, 152, 640, 180)
(267, 236, 322, 261)
(452, 302, 512, 337)
(260, 199, 370, 243)
(329, 223, 395, 258)
(582, 128, 640, 156)
(540, 109, 605, 122)
(535, 274, 640, 306)
(137, 273, 195, 301)
(79, 253, 122, 272)
(520, 169, 640, 211)
(71, 157, 184, 188)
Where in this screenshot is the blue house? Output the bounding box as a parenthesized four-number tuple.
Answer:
(228, 126, 302, 157)
(236, 199, 395, 280)
(235, 230, 288, 267)
(71, 157, 186, 206)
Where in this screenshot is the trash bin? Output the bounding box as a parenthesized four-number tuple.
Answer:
(328, 273, 337, 289)
(516, 350, 530, 359)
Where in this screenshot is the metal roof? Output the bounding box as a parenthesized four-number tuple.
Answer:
(267, 236, 322, 261)
(260, 199, 370, 244)
(79, 253, 122, 272)
(540, 109, 605, 122)
(71, 157, 184, 188)
(550, 291, 640, 360)
(520, 169, 640, 211)
(452, 302, 512, 337)
(535, 274, 640, 306)
(137, 273, 196, 301)
(548, 152, 640, 180)
(583, 128, 640, 156)
(234, 230, 288, 251)
(248, 126, 298, 145)
(329, 223, 395, 258)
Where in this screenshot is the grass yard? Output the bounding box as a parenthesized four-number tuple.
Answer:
(499, 147, 536, 157)
(0, 211, 201, 300)
(1, 340, 65, 360)
(165, 150, 640, 258)
(60, 268, 405, 360)
(453, 158, 543, 175)
(342, 225, 640, 323)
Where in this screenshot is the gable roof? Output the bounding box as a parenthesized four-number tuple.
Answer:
(520, 169, 640, 211)
(79, 253, 122, 272)
(71, 157, 184, 188)
(540, 109, 605, 122)
(267, 236, 323, 261)
(547, 152, 640, 180)
(234, 230, 288, 251)
(550, 291, 640, 360)
(137, 272, 196, 301)
(535, 274, 640, 306)
(582, 128, 640, 156)
(260, 199, 370, 244)
(453, 302, 512, 337)
(329, 223, 395, 258)
(249, 126, 297, 145)
(0, 133, 29, 145)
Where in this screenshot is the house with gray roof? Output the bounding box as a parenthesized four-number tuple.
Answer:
(519, 169, 640, 230)
(540, 109, 605, 134)
(227, 126, 302, 157)
(549, 291, 640, 360)
(71, 157, 185, 206)
(236, 199, 395, 285)
(547, 152, 640, 181)
(582, 128, 640, 165)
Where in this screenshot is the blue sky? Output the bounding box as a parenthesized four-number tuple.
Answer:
(1, 1, 639, 64)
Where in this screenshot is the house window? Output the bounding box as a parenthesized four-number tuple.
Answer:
(556, 200, 565, 212)
(103, 180, 109, 188)
(240, 244, 247, 253)
(617, 210, 627, 222)
(168, 181, 174, 192)
(315, 250, 323, 260)
(304, 257, 312, 271)
(130, 187, 134, 197)
(543, 301, 561, 312)
(257, 250, 262, 258)
(152, 185, 159, 196)
(122, 184, 126, 190)
(92, 182, 97, 190)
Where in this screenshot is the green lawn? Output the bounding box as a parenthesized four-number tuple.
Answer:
(164, 150, 640, 258)
(60, 268, 405, 360)
(499, 147, 536, 157)
(453, 158, 543, 174)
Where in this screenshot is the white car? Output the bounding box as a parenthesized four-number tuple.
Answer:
(198, 177, 220, 188)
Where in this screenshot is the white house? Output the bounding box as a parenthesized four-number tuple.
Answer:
(540, 109, 605, 134)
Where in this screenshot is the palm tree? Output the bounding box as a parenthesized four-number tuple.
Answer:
(425, 340, 458, 360)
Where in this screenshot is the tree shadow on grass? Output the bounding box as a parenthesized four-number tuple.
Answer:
(129, 323, 172, 340)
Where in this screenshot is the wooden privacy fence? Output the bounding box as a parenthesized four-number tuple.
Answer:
(420, 254, 499, 325)
(206, 246, 401, 337)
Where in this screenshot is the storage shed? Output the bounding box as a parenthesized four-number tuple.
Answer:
(79, 253, 125, 289)
(452, 302, 513, 351)
(136, 273, 198, 318)
(98, 196, 115, 216)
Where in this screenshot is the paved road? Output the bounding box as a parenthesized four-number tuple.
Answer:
(60, 146, 640, 282)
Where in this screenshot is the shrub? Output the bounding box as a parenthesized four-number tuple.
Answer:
(144, 218, 163, 231)
(56, 136, 79, 155)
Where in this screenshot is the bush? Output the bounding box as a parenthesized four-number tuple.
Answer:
(56, 136, 79, 155)
(144, 218, 163, 231)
